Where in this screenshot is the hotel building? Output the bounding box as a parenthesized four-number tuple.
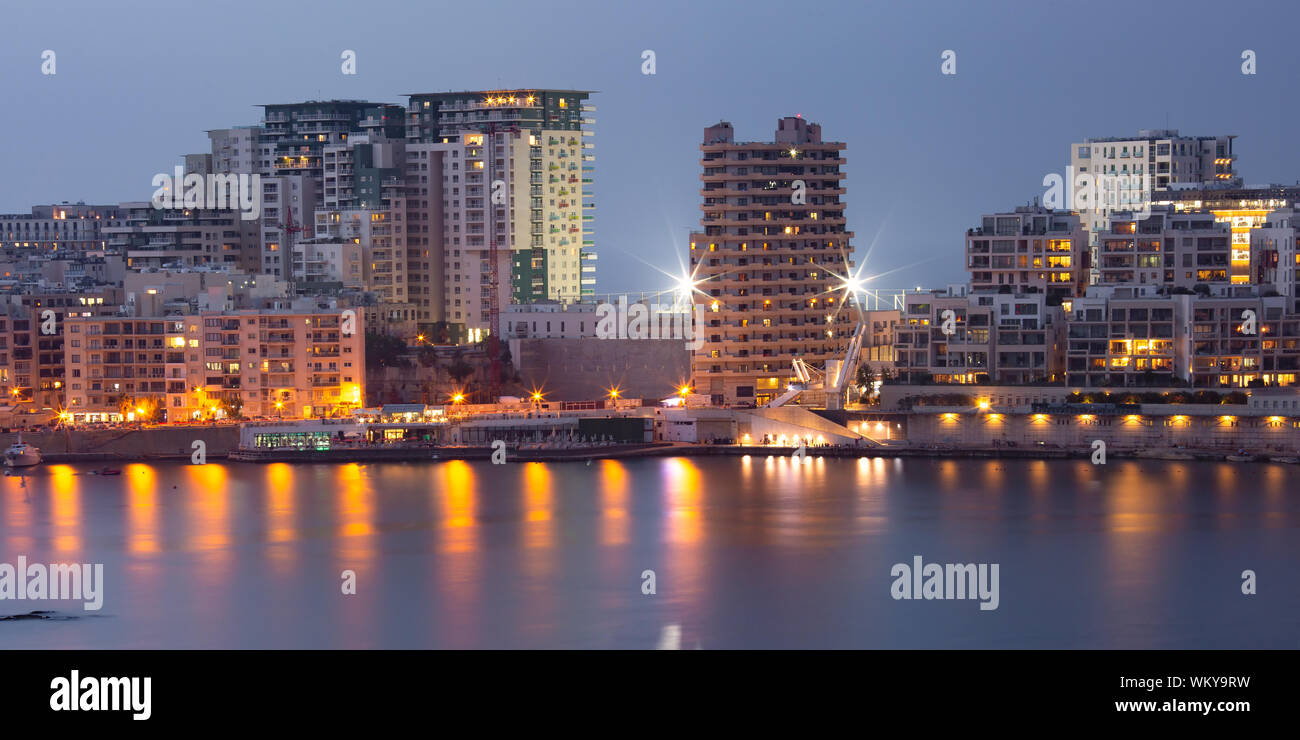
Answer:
(688, 117, 859, 406)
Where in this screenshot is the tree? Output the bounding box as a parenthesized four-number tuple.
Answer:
(430, 321, 453, 345)
(856, 363, 875, 389)
(418, 343, 438, 368)
(365, 331, 410, 370)
(218, 396, 244, 420)
(118, 395, 163, 423)
(447, 348, 474, 384)
(448, 359, 475, 384)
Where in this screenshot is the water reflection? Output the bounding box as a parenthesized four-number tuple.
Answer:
(48, 465, 81, 555)
(599, 460, 629, 547)
(264, 463, 296, 572)
(1, 456, 1295, 649)
(127, 464, 158, 555)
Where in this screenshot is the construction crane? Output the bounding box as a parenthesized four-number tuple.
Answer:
(765, 298, 867, 411)
(280, 203, 304, 280)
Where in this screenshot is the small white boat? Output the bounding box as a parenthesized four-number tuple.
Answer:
(4, 436, 42, 468)
(1268, 456, 1298, 464)
(1226, 454, 1255, 463)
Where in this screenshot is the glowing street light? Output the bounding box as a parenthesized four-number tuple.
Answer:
(839, 273, 865, 295)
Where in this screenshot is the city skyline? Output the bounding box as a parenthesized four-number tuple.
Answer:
(5, 0, 1297, 295)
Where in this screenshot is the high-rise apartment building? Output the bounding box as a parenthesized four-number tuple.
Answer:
(404, 90, 596, 315)
(1070, 130, 1237, 236)
(688, 117, 858, 406)
(259, 100, 402, 181)
(207, 127, 262, 175)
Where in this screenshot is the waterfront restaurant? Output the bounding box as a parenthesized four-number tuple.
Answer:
(239, 421, 368, 450)
(379, 404, 444, 423)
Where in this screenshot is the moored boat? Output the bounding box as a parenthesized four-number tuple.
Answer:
(3, 435, 42, 468)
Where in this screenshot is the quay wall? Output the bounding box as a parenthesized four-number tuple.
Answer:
(905, 408, 1298, 453)
(0, 426, 240, 461)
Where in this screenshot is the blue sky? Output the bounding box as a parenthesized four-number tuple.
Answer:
(3, 0, 1297, 293)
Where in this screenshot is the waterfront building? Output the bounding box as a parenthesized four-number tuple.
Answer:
(964, 205, 1088, 300)
(1063, 284, 1299, 388)
(1249, 207, 1300, 305)
(1094, 206, 1233, 289)
(403, 89, 597, 318)
(893, 286, 1064, 385)
(62, 306, 365, 422)
(1070, 130, 1238, 241)
(1065, 285, 1190, 387)
(1144, 183, 1300, 289)
(688, 117, 859, 406)
(0, 288, 122, 409)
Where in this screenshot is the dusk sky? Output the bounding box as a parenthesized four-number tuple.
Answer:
(4, 0, 1297, 294)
